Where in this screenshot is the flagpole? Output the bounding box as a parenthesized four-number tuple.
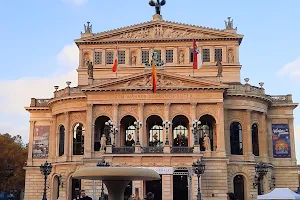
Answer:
(116, 41, 118, 78)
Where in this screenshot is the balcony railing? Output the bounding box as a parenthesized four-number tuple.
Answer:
(142, 146, 164, 153)
(268, 95, 293, 103)
(30, 98, 51, 107)
(112, 147, 135, 154)
(54, 87, 84, 98)
(171, 146, 193, 153)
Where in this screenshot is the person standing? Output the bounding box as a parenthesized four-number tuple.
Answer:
(79, 190, 92, 200)
(227, 192, 236, 200)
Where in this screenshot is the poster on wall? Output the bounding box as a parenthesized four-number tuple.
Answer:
(272, 124, 291, 158)
(32, 126, 50, 158)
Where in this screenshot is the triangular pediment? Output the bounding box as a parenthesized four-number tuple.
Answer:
(75, 20, 243, 43)
(82, 71, 229, 92)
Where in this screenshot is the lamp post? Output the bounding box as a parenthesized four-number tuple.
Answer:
(253, 162, 269, 194)
(105, 120, 114, 145)
(192, 159, 205, 200)
(40, 161, 52, 200)
(106, 120, 118, 146)
(162, 120, 171, 145)
(97, 159, 110, 200)
(134, 121, 143, 145)
(192, 120, 202, 145)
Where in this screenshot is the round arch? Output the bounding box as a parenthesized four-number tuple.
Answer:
(198, 112, 219, 123)
(172, 115, 189, 147)
(146, 115, 163, 146)
(94, 115, 111, 151)
(252, 123, 259, 156)
(72, 122, 85, 155)
(120, 115, 137, 147)
(51, 174, 60, 200)
(231, 173, 249, 200)
(199, 114, 216, 151)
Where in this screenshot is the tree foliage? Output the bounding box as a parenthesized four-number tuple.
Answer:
(0, 133, 28, 194)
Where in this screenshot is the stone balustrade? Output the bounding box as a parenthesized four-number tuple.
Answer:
(30, 98, 51, 107)
(226, 83, 293, 104)
(54, 87, 84, 98)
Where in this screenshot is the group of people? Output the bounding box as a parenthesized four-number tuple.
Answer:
(77, 190, 236, 200)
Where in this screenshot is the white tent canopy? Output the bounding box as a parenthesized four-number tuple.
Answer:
(257, 188, 300, 200)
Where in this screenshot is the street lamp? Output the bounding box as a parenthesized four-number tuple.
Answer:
(134, 121, 143, 145)
(40, 161, 52, 200)
(192, 120, 202, 145)
(106, 120, 118, 146)
(253, 162, 269, 194)
(162, 120, 171, 145)
(105, 120, 114, 145)
(192, 159, 205, 200)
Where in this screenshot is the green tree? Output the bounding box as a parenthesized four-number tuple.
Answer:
(0, 133, 28, 198)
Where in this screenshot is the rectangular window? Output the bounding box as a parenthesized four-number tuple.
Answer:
(165, 50, 173, 63)
(155, 50, 161, 62)
(190, 48, 194, 62)
(202, 49, 210, 62)
(106, 51, 114, 64)
(118, 50, 125, 64)
(94, 51, 102, 65)
(142, 50, 149, 63)
(214, 48, 223, 62)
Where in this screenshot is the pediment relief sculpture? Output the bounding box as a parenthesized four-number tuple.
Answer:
(108, 26, 214, 40)
(123, 75, 185, 88)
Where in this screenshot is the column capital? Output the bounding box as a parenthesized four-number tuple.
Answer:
(87, 103, 93, 108)
(138, 103, 144, 107)
(64, 111, 70, 115)
(164, 103, 171, 107)
(29, 120, 36, 124)
(112, 103, 119, 107)
(190, 103, 197, 108)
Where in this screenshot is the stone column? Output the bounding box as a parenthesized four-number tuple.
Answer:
(103, 49, 106, 66)
(162, 175, 172, 200)
(260, 114, 268, 160)
(190, 103, 197, 147)
(85, 104, 93, 158)
(266, 117, 273, 158)
(64, 112, 70, 160)
(244, 110, 253, 157)
(125, 48, 130, 65)
(224, 108, 231, 155)
(164, 103, 171, 153)
(27, 120, 36, 166)
(174, 47, 178, 64)
(135, 103, 144, 153)
(49, 116, 56, 159)
(217, 103, 226, 155)
(288, 118, 297, 161)
(113, 104, 119, 146)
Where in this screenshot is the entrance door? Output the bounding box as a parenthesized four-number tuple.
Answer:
(146, 175, 162, 200)
(173, 175, 188, 200)
(233, 175, 245, 200)
(72, 178, 81, 200)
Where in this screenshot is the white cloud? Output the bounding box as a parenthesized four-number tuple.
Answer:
(0, 43, 79, 142)
(277, 57, 300, 78)
(62, 0, 88, 6)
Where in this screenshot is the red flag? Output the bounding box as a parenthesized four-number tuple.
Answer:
(112, 46, 118, 72)
(193, 40, 202, 69)
(152, 60, 157, 93)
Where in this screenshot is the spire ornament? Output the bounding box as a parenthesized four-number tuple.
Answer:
(149, 0, 166, 15)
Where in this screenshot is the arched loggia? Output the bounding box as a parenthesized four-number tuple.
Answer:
(172, 115, 189, 147)
(94, 116, 110, 151)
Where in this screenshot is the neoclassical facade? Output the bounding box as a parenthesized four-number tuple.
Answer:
(24, 14, 299, 200)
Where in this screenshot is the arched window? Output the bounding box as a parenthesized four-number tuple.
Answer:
(52, 175, 60, 200)
(233, 175, 245, 200)
(94, 116, 110, 151)
(146, 115, 163, 147)
(252, 123, 259, 156)
(120, 115, 137, 147)
(172, 115, 189, 147)
(230, 122, 243, 155)
(199, 115, 216, 151)
(125, 125, 136, 146)
(149, 125, 163, 147)
(73, 123, 85, 155)
(59, 125, 65, 156)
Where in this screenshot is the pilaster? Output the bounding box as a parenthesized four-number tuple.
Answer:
(85, 104, 93, 158)
(49, 116, 56, 159)
(266, 117, 273, 158)
(125, 48, 130, 65)
(164, 103, 171, 145)
(173, 47, 178, 64)
(162, 175, 172, 200)
(113, 104, 119, 146)
(216, 103, 225, 155)
(245, 110, 253, 157)
(224, 108, 231, 155)
(64, 112, 70, 160)
(190, 103, 197, 146)
(27, 120, 36, 166)
(138, 103, 144, 147)
(288, 118, 297, 161)
(259, 114, 268, 160)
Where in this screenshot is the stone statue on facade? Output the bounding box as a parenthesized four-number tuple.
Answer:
(203, 133, 211, 151)
(87, 61, 94, 79)
(84, 54, 90, 67)
(149, 0, 166, 15)
(228, 49, 234, 63)
(100, 134, 107, 151)
(83, 21, 92, 33)
(179, 51, 184, 64)
(216, 60, 223, 77)
(131, 55, 137, 65)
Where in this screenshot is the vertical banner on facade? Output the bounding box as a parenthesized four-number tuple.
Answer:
(32, 126, 50, 158)
(272, 124, 291, 158)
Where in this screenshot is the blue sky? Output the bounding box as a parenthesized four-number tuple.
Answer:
(0, 0, 299, 161)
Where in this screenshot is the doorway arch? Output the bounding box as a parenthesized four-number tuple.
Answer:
(233, 175, 245, 200)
